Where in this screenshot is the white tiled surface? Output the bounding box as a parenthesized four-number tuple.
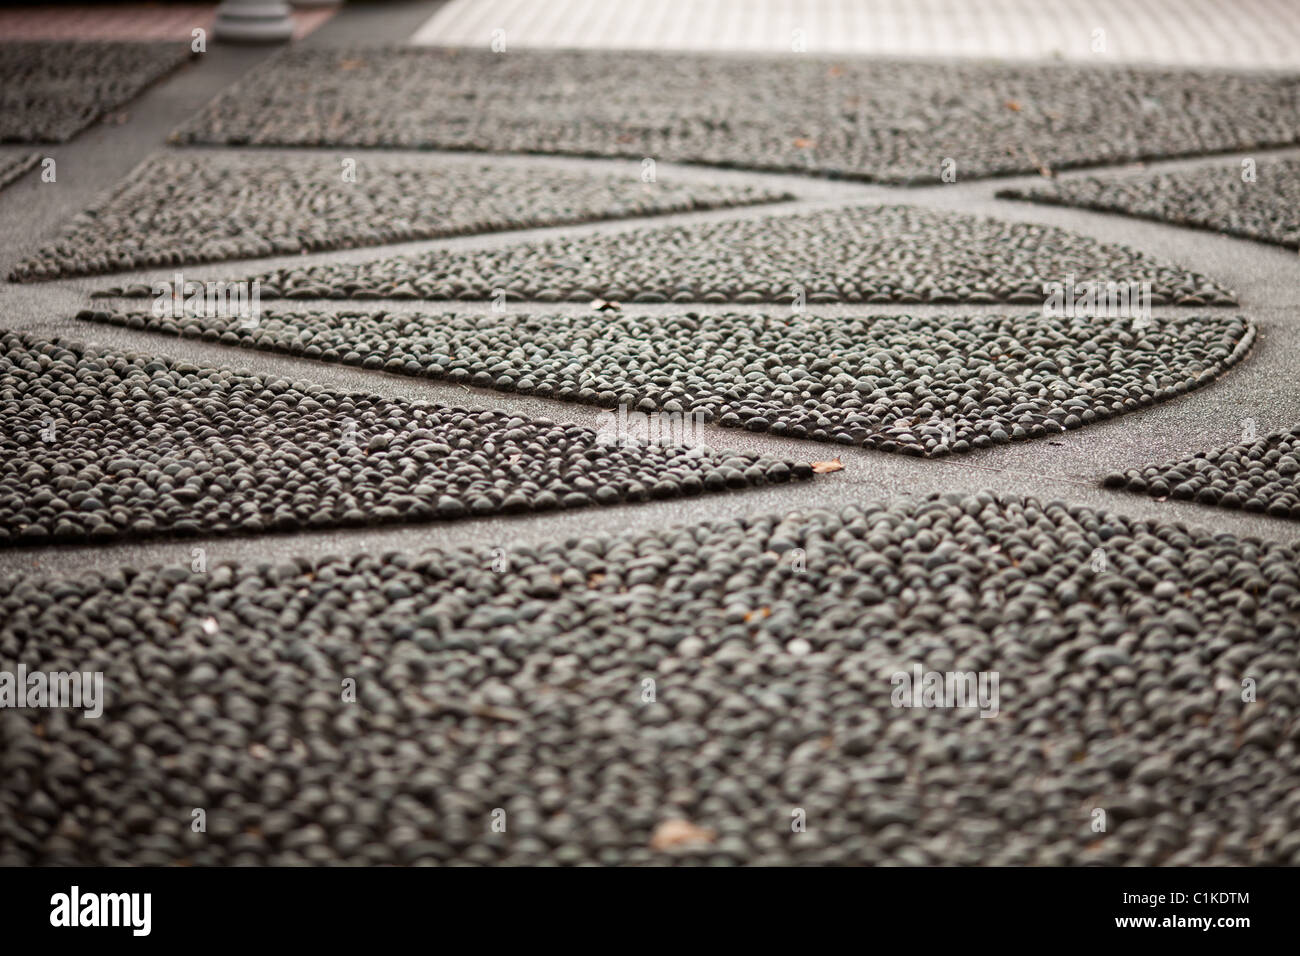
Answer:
(412, 0, 1300, 69)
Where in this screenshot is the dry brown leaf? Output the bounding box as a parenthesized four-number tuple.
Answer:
(743, 606, 771, 623)
(650, 819, 716, 850)
(1025, 148, 1053, 178)
(793, 137, 815, 149)
(1004, 99, 1022, 112)
(810, 457, 844, 474)
(471, 704, 526, 723)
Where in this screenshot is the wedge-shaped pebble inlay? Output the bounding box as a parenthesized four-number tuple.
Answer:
(0, 333, 808, 545)
(98, 204, 1238, 307)
(8, 151, 790, 281)
(999, 157, 1300, 250)
(78, 308, 1255, 457)
(1105, 425, 1300, 518)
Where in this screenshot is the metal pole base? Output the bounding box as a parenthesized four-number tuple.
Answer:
(214, 0, 296, 43)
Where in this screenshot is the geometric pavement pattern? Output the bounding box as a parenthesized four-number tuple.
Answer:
(4, 24, 1295, 868)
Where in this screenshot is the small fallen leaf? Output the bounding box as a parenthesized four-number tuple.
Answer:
(1025, 148, 1053, 178)
(827, 66, 844, 78)
(339, 59, 367, 70)
(650, 819, 716, 850)
(471, 704, 526, 723)
(1004, 99, 1022, 112)
(743, 606, 771, 623)
(810, 457, 844, 474)
(793, 137, 815, 149)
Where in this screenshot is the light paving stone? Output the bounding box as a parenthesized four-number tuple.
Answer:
(413, 0, 1300, 70)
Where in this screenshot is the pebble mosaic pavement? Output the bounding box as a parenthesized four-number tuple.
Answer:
(9, 151, 790, 282)
(0, 41, 194, 144)
(169, 46, 1300, 185)
(1106, 425, 1300, 519)
(100, 204, 1239, 307)
(6, 494, 1300, 865)
(999, 156, 1300, 252)
(76, 307, 1255, 458)
(0, 333, 805, 547)
(4, 20, 1300, 867)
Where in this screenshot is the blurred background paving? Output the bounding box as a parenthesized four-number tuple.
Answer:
(414, 0, 1300, 68)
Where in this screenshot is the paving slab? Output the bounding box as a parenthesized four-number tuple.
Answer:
(4, 493, 1299, 865)
(413, 0, 1300, 70)
(116, 202, 1237, 306)
(0, 41, 195, 144)
(8, 149, 788, 282)
(168, 46, 1300, 184)
(999, 156, 1300, 251)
